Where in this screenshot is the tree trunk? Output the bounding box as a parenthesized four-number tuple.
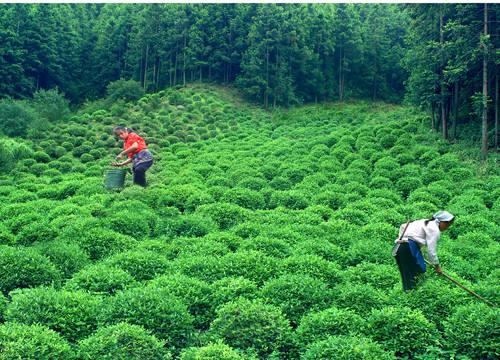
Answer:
(338, 47, 342, 101)
(481, 3, 488, 160)
(183, 33, 186, 86)
(440, 10, 447, 139)
(452, 81, 459, 140)
(174, 51, 178, 85)
(431, 103, 435, 132)
(495, 67, 498, 151)
(265, 45, 269, 109)
(144, 44, 149, 90)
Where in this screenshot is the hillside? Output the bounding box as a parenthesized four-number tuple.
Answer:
(0, 85, 498, 359)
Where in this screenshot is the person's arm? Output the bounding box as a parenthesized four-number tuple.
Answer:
(425, 223, 441, 272)
(112, 158, 132, 167)
(116, 142, 138, 159)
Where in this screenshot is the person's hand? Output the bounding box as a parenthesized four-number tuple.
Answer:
(434, 265, 443, 274)
(111, 161, 122, 167)
(115, 152, 124, 160)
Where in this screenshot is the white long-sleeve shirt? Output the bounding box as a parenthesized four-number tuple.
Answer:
(395, 219, 441, 265)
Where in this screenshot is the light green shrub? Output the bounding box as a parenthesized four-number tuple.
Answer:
(180, 342, 247, 360)
(0, 323, 74, 359)
(260, 274, 332, 326)
(104, 250, 172, 281)
(302, 335, 395, 360)
(100, 285, 194, 351)
(366, 306, 440, 358)
(64, 264, 137, 295)
(6, 287, 102, 342)
(148, 274, 213, 330)
(77, 322, 170, 360)
(0, 245, 61, 294)
(209, 298, 293, 358)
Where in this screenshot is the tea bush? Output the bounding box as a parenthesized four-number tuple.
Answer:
(295, 307, 366, 349)
(366, 306, 440, 358)
(443, 304, 499, 359)
(0, 87, 497, 358)
(6, 287, 102, 342)
(103, 250, 172, 281)
(180, 342, 247, 360)
(0, 245, 61, 294)
(64, 264, 137, 295)
(302, 335, 395, 360)
(77, 322, 170, 360)
(209, 298, 293, 358)
(33, 240, 90, 279)
(0, 323, 74, 359)
(148, 274, 213, 330)
(100, 285, 194, 351)
(260, 274, 332, 326)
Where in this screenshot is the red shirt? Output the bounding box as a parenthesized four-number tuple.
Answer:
(124, 133, 147, 158)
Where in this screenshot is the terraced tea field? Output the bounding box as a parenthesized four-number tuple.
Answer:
(0, 85, 498, 359)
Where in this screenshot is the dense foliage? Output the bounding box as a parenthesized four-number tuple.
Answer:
(0, 85, 498, 359)
(0, 3, 406, 105)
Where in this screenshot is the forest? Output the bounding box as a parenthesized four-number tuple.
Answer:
(0, 3, 499, 153)
(0, 3, 499, 360)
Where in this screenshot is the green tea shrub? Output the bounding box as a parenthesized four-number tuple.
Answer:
(0, 224, 15, 245)
(209, 298, 292, 358)
(33, 240, 90, 279)
(293, 239, 344, 263)
(448, 214, 497, 240)
(332, 283, 388, 316)
(269, 190, 309, 209)
(59, 224, 137, 260)
(15, 219, 57, 245)
(369, 176, 393, 189)
(443, 304, 499, 359)
(167, 236, 230, 258)
(157, 214, 217, 238)
(0, 323, 74, 359)
(0, 245, 61, 294)
(0, 99, 36, 137)
(6, 287, 101, 342)
(106, 209, 156, 239)
(210, 277, 259, 310)
(366, 306, 440, 357)
(260, 274, 332, 326)
(180, 342, 246, 360)
(281, 255, 340, 284)
(77, 322, 169, 360)
(104, 250, 171, 281)
(196, 203, 249, 230)
(239, 236, 292, 258)
(302, 335, 394, 360)
(64, 264, 137, 295)
(341, 262, 399, 290)
(313, 190, 347, 210)
(173, 255, 225, 283)
(33, 150, 51, 163)
(203, 231, 242, 251)
(148, 274, 213, 329)
(396, 177, 423, 198)
(30, 162, 49, 176)
(400, 278, 470, 328)
(238, 177, 267, 191)
(295, 307, 365, 348)
(100, 285, 194, 350)
(331, 207, 369, 226)
(220, 250, 280, 285)
(222, 188, 265, 210)
(106, 79, 145, 102)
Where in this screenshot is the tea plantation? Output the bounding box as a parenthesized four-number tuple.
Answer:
(0, 85, 498, 359)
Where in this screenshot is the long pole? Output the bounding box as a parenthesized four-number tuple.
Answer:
(424, 260, 496, 307)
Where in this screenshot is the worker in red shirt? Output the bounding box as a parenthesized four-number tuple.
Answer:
(111, 126, 153, 187)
